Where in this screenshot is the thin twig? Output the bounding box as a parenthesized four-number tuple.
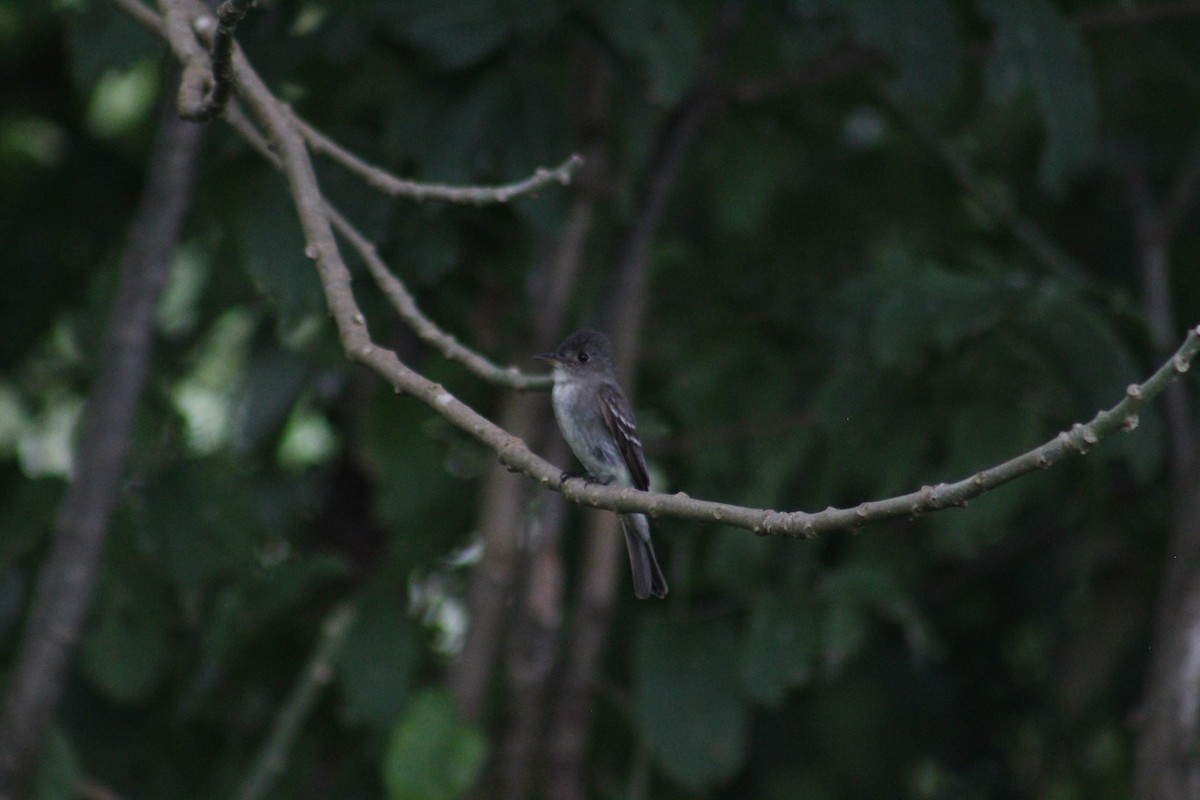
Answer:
(222, 104, 553, 391)
(137, 0, 1200, 544)
(232, 603, 357, 800)
(147, 0, 583, 203)
(292, 111, 584, 204)
(181, 0, 257, 121)
(326, 204, 553, 390)
(126, 0, 569, 390)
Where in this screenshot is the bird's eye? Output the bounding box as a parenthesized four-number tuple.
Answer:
(577, 352, 589, 363)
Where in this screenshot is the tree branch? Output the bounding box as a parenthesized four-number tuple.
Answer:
(147, 0, 583, 202)
(291, 109, 583, 204)
(132, 0, 564, 390)
(139, 0, 1200, 543)
(326, 204, 553, 391)
(178, 0, 256, 121)
(233, 603, 356, 800)
(221, 103, 553, 391)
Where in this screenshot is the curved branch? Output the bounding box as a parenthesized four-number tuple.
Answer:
(140, 0, 1200, 543)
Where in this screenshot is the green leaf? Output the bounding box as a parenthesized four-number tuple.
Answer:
(821, 601, 869, 675)
(980, 0, 1098, 191)
(706, 123, 797, 235)
(360, 389, 459, 539)
(0, 476, 59, 573)
(237, 173, 325, 322)
(80, 583, 170, 703)
(138, 463, 258, 589)
(338, 587, 419, 729)
(867, 253, 1006, 369)
(842, 0, 962, 101)
(587, 0, 701, 105)
(739, 590, 820, 707)
(634, 616, 748, 791)
(706, 532, 773, 588)
(60, 0, 161, 92)
(33, 727, 80, 800)
(381, 690, 487, 800)
(232, 345, 312, 454)
(381, 0, 555, 70)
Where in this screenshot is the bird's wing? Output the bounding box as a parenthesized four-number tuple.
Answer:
(599, 382, 650, 491)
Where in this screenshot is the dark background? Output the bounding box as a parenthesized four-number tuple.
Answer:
(2, 1, 1200, 798)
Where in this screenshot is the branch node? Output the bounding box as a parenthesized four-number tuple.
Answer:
(801, 519, 817, 538)
(352, 312, 365, 325)
(918, 484, 942, 509)
(1123, 414, 1140, 432)
(758, 510, 784, 536)
(1126, 383, 1143, 400)
(305, 244, 318, 259)
(1174, 354, 1192, 373)
(855, 503, 869, 519)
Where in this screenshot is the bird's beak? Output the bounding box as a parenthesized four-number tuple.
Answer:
(534, 352, 560, 365)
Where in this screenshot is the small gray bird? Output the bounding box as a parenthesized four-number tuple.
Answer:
(535, 329, 668, 599)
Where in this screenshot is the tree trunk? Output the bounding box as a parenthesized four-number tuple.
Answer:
(0, 96, 204, 797)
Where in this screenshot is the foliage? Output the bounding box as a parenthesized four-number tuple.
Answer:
(1, 0, 1196, 798)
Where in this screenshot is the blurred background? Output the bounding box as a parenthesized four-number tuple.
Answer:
(2, 0, 1200, 798)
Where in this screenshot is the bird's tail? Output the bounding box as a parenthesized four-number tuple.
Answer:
(620, 513, 668, 599)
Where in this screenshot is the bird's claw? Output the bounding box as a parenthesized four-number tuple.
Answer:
(559, 470, 611, 488)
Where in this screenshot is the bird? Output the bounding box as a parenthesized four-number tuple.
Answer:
(535, 329, 668, 599)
